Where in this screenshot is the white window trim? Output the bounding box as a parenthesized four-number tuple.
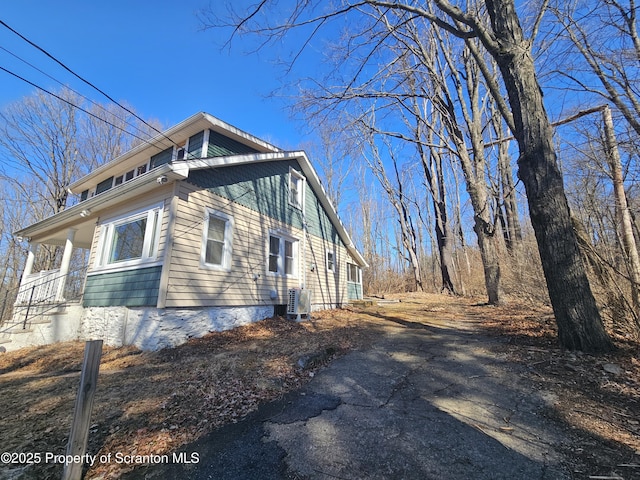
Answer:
(288, 167, 306, 211)
(267, 230, 299, 278)
(326, 250, 336, 273)
(347, 262, 362, 284)
(94, 203, 164, 272)
(200, 208, 234, 271)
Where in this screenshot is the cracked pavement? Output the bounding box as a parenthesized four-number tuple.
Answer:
(127, 315, 571, 479)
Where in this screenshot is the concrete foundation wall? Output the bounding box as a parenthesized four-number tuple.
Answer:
(3, 305, 274, 352)
(4, 305, 84, 351)
(79, 305, 274, 350)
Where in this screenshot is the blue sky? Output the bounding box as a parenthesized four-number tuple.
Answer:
(0, 0, 310, 150)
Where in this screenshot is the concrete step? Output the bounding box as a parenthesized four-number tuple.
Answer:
(9, 327, 33, 334)
(28, 317, 53, 325)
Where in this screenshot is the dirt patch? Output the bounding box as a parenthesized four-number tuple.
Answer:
(0, 294, 638, 479)
(475, 300, 640, 479)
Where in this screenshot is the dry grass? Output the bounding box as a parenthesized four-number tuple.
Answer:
(0, 294, 638, 479)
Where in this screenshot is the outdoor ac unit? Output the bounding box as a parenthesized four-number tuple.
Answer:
(287, 288, 311, 321)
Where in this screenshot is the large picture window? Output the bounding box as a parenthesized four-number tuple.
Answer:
(201, 209, 233, 270)
(96, 205, 163, 269)
(268, 232, 298, 277)
(110, 217, 147, 263)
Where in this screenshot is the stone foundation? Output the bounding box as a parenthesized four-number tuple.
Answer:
(3, 305, 275, 352)
(79, 305, 275, 350)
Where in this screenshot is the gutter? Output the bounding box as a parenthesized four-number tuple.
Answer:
(14, 163, 189, 238)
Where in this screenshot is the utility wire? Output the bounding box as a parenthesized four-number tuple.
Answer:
(0, 19, 178, 148)
(0, 45, 163, 145)
(0, 65, 166, 149)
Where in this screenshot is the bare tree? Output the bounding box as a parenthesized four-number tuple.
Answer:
(358, 125, 424, 291)
(207, 0, 614, 351)
(551, 0, 640, 137)
(0, 88, 165, 273)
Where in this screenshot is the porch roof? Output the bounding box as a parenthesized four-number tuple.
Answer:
(13, 163, 189, 248)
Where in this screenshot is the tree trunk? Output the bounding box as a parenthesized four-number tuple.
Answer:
(484, 0, 613, 352)
(602, 105, 640, 329)
(419, 127, 458, 294)
(497, 127, 522, 252)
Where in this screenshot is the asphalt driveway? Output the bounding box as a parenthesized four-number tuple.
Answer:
(126, 313, 570, 479)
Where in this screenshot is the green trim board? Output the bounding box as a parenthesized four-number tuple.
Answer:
(187, 159, 341, 244)
(347, 282, 363, 300)
(83, 265, 162, 307)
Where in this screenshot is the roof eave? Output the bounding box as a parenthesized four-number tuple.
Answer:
(14, 163, 187, 240)
(69, 112, 282, 193)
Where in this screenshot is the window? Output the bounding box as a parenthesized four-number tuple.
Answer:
(268, 233, 298, 276)
(326, 251, 335, 273)
(110, 217, 147, 262)
(96, 176, 115, 195)
(347, 263, 362, 284)
(201, 209, 233, 270)
(289, 168, 305, 210)
(96, 205, 163, 269)
(150, 147, 173, 169)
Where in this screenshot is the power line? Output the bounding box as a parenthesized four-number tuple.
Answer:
(0, 65, 167, 149)
(0, 19, 178, 148)
(0, 45, 165, 146)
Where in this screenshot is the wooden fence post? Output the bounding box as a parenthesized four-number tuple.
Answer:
(62, 340, 103, 480)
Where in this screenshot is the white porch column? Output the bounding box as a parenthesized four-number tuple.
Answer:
(56, 229, 76, 301)
(21, 242, 39, 284)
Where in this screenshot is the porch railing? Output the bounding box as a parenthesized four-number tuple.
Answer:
(15, 269, 62, 304)
(0, 265, 88, 330)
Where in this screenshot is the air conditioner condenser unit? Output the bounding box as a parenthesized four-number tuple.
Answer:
(287, 288, 312, 321)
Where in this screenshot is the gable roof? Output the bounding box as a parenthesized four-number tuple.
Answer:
(15, 113, 367, 267)
(69, 112, 281, 194)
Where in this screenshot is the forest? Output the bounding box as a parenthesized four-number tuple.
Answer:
(1, 0, 639, 354)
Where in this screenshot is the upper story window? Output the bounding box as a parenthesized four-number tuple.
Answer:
(201, 208, 233, 270)
(95, 204, 163, 270)
(78, 130, 211, 202)
(289, 168, 305, 210)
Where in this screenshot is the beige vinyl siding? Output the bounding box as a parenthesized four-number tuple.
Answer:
(164, 182, 305, 308)
(304, 234, 352, 309)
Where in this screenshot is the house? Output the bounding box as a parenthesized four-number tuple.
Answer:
(3, 113, 366, 351)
